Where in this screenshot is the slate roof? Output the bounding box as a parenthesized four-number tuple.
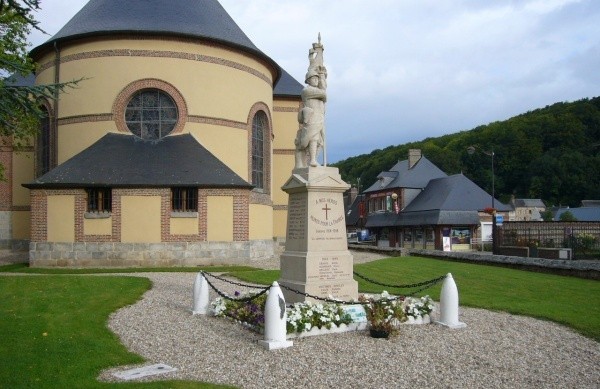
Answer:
(403, 174, 511, 213)
(30, 0, 287, 83)
(513, 198, 546, 208)
(554, 207, 600, 222)
(363, 156, 447, 193)
(33, 0, 258, 54)
(365, 210, 481, 227)
(274, 68, 304, 98)
(23, 133, 252, 189)
(345, 194, 366, 227)
(4, 73, 35, 87)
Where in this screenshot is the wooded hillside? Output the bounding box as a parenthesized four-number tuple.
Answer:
(333, 97, 600, 207)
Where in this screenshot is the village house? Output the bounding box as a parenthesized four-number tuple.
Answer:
(352, 149, 511, 251)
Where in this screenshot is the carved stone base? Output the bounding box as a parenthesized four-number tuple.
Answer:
(279, 167, 358, 303)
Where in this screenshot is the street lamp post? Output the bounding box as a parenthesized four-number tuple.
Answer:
(467, 145, 496, 254)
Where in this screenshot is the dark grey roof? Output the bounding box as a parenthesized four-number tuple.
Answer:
(24, 133, 252, 189)
(403, 174, 511, 213)
(4, 73, 35, 87)
(554, 207, 600, 222)
(274, 68, 303, 98)
(581, 200, 600, 207)
(345, 194, 366, 227)
(363, 156, 447, 193)
(364, 210, 481, 227)
(30, 0, 279, 78)
(513, 198, 545, 208)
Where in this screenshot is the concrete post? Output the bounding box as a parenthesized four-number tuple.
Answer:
(435, 273, 466, 329)
(259, 282, 293, 350)
(192, 272, 209, 315)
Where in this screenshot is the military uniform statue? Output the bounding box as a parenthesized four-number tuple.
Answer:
(295, 34, 327, 168)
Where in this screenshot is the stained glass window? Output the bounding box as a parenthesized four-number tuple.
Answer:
(125, 89, 178, 140)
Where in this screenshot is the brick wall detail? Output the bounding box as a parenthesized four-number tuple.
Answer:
(28, 186, 266, 266)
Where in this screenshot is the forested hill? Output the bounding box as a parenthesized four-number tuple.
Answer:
(333, 97, 600, 207)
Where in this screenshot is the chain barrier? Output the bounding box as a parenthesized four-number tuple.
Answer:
(201, 271, 267, 290)
(353, 272, 446, 289)
(200, 270, 446, 305)
(201, 271, 270, 303)
(278, 274, 445, 306)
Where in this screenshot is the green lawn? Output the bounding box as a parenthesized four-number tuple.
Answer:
(1, 256, 598, 388)
(229, 256, 600, 341)
(0, 275, 232, 388)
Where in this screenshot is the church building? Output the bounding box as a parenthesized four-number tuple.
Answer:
(5, 0, 304, 266)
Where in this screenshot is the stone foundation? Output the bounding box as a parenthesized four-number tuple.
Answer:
(29, 240, 274, 267)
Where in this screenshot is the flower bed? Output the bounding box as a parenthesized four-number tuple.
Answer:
(209, 291, 434, 338)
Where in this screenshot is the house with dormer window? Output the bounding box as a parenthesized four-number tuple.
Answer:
(360, 149, 511, 251)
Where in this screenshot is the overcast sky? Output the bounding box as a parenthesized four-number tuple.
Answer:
(27, 0, 600, 163)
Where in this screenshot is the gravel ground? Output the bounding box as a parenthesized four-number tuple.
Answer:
(98, 251, 600, 388)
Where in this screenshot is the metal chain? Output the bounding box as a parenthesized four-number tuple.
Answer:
(201, 271, 445, 304)
(353, 272, 446, 289)
(201, 273, 269, 302)
(279, 275, 446, 305)
(201, 271, 266, 289)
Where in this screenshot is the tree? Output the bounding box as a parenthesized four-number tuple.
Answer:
(540, 210, 553, 221)
(559, 211, 577, 222)
(1, 1, 78, 155)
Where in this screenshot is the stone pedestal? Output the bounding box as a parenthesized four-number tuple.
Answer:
(279, 166, 358, 303)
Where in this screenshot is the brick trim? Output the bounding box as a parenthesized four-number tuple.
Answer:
(274, 106, 300, 112)
(187, 115, 246, 129)
(59, 114, 113, 125)
(273, 149, 295, 155)
(38, 46, 273, 86)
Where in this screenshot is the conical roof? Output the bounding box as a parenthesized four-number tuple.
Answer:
(30, 0, 278, 78)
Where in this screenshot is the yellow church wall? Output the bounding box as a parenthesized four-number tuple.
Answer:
(44, 37, 273, 122)
(12, 211, 30, 239)
(58, 56, 271, 122)
(121, 196, 162, 243)
(83, 217, 112, 236)
(272, 154, 294, 205)
(57, 123, 115, 164)
(170, 217, 199, 235)
(11, 151, 33, 207)
(188, 125, 248, 181)
(273, 209, 288, 239)
(47, 195, 75, 242)
(57, 38, 274, 83)
(207, 196, 233, 241)
(249, 204, 272, 239)
(272, 99, 300, 150)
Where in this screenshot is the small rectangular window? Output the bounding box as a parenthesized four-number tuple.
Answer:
(171, 187, 198, 212)
(87, 188, 112, 213)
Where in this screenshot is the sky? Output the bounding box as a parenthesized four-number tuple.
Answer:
(27, 0, 600, 163)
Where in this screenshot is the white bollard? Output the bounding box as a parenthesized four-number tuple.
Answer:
(435, 273, 467, 329)
(259, 282, 293, 350)
(192, 272, 209, 315)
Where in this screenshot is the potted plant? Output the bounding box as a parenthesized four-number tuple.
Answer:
(359, 291, 406, 338)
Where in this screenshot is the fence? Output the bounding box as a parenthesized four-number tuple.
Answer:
(497, 221, 600, 260)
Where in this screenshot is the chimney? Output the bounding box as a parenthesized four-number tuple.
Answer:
(408, 149, 422, 168)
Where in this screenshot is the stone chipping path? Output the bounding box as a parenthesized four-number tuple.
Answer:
(97, 251, 600, 388)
